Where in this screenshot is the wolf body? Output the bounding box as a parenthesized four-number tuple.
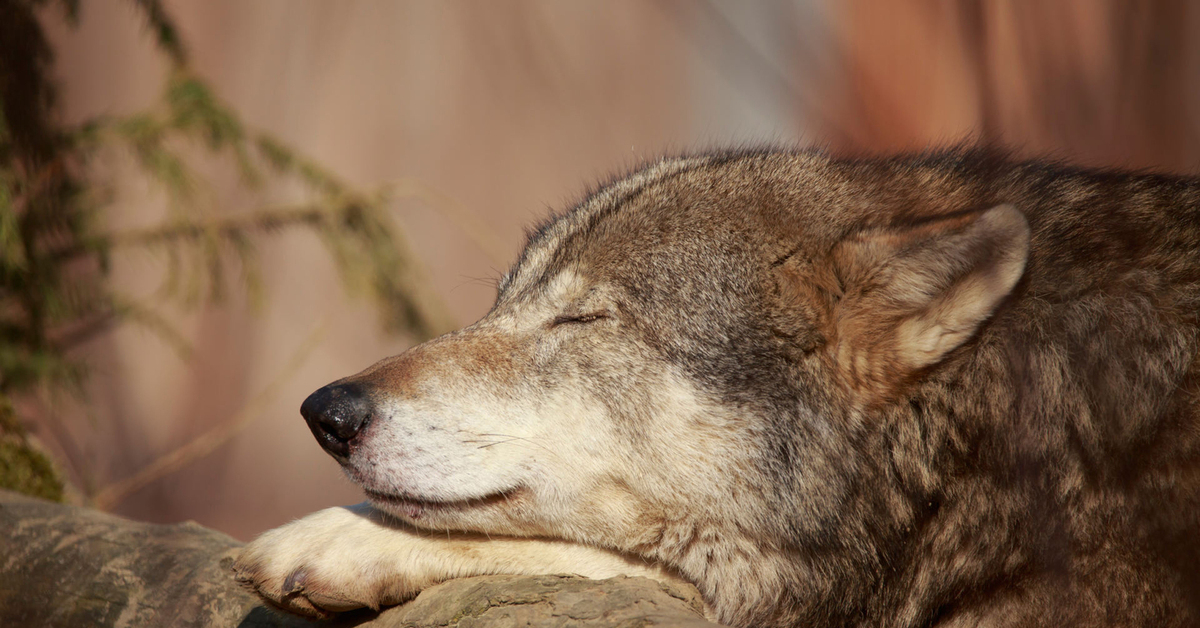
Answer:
(235, 149, 1200, 627)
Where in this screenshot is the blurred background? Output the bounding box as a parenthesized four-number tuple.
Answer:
(3, 0, 1200, 541)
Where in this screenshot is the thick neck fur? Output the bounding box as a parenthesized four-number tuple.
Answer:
(864, 280, 1200, 627)
(665, 227, 1200, 626)
(685, 317, 1200, 627)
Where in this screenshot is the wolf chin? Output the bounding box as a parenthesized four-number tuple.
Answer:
(234, 149, 1200, 628)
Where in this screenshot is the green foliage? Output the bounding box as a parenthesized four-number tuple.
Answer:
(0, 0, 454, 497)
(0, 392, 65, 502)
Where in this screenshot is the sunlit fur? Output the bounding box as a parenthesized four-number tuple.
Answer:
(237, 148, 1200, 627)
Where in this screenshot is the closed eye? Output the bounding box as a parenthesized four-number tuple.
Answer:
(551, 312, 609, 326)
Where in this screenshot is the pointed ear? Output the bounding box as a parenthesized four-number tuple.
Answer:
(828, 204, 1029, 400)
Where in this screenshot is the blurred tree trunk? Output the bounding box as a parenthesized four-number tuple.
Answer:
(816, 1, 1200, 173)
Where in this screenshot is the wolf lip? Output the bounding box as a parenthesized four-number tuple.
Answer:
(363, 487, 523, 520)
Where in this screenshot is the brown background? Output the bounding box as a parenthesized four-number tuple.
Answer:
(31, 1, 1200, 540)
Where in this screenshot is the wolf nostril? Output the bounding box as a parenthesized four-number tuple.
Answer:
(300, 383, 373, 461)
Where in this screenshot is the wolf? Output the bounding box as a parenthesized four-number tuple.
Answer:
(234, 149, 1200, 627)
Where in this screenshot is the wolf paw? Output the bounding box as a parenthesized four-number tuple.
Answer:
(232, 505, 417, 618)
(231, 502, 696, 619)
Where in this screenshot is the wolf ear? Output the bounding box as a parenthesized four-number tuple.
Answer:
(827, 204, 1029, 400)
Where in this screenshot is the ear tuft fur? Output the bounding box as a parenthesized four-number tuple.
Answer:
(829, 204, 1029, 400)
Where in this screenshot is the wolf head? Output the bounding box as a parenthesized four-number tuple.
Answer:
(298, 151, 1030, 624)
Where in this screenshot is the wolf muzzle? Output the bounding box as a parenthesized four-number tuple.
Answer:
(300, 382, 373, 462)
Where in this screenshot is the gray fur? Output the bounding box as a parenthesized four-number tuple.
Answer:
(239, 148, 1200, 628)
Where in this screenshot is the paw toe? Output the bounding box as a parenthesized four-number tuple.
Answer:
(282, 567, 309, 595)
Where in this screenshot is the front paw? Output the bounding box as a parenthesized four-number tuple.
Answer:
(232, 505, 412, 618)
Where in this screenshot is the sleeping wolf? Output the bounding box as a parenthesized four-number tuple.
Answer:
(234, 149, 1200, 627)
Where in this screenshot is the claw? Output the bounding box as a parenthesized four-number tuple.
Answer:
(283, 568, 308, 594)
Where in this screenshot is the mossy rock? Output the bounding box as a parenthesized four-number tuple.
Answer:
(0, 394, 65, 502)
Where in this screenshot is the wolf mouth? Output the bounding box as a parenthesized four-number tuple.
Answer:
(363, 486, 525, 520)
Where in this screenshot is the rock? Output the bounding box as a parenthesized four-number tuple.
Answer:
(0, 490, 722, 627)
(372, 574, 716, 628)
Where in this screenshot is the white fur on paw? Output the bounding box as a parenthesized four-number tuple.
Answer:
(231, 506, 416, 618)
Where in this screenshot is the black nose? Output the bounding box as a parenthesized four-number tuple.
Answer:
(300, 383, 373, 461)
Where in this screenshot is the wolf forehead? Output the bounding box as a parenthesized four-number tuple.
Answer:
(500, 152, 815, 298)
(497, 149, 1008, 301)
